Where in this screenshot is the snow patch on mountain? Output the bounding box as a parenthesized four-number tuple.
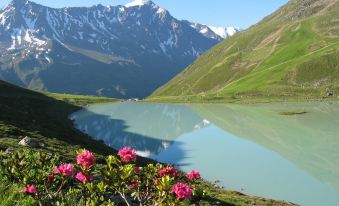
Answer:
(209, 26, 240, 39)
(200, 27, 209, 34)
(157, 8, 166, 14)
(125, 0, 153, 8)
(185, 21, 240, 40)
(0, 11, 9, 25)
(186, 22, 220, 40)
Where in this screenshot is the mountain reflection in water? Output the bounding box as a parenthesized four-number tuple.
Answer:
(72, 102, 339, 206)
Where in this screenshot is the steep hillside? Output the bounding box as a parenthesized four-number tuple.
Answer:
(150, 0, 339, 102)
(0, 80, 119, 159)
(0, 0, 223, 98)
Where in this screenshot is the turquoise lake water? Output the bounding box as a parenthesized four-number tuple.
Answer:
(71, 102, 339, 206)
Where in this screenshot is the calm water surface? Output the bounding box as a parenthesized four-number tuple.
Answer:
(71, 102, 339, 206)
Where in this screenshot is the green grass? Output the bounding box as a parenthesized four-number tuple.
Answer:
(146, 93, 339, 104)
(149, 0, 339, 103)
(0, 80, 120, 160)
(0, 181, 36, 206)
(67, 45, 134, 64)
(0, 80, 294, 205)
(0, 180, 85, 206)
(0, 180, 293, 206)
(45, 92, 118, 107)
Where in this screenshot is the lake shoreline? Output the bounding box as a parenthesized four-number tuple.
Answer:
(145, 95, 339, 104)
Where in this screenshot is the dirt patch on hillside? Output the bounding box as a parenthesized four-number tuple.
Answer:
(254, 27, 284, 51)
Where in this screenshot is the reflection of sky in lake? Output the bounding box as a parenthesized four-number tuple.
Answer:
(72, 102, 339, 206)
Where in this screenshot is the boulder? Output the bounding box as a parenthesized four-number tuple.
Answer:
(326, 91, 334, 97)
(4, 148, 13, 155)
(18, 136, 38, 148)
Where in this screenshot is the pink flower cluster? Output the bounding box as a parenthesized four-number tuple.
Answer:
(21, 184, 37, 194)
(158, 166, 179, 177)
(75, 172, 94, 184)
(172, 183, 191, 199)
(19, 148, 202, 204)
(53, 164, 74, 176)
(76, 150, 95, 169)
(186, 170, 201, 180)
(118, 147, 136, 163)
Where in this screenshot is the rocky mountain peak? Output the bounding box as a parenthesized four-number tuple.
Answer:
(9, 0, 30, 8)
(125, 0, 156, 8)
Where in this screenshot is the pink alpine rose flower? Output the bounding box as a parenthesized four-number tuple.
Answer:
(128, 182, 139, 189)
(53, 164, 74, 177)
(75, 172, 94, 184)
(21, 184, 37, 194)
(172, 182, 192, 199)
(186, 170, 201, 180)
(158, 166, 179, 177)
(118, 147, 136, 163)
(76, 150, 95, 169)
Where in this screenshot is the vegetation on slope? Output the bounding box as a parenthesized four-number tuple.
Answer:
(0, 80, 293, 205)
(150, 0, 339, 102)
(0, 80, 118, 160)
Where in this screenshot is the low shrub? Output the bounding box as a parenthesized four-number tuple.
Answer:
(0, 148, 204, 206)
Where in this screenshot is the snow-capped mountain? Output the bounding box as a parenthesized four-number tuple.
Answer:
(208, 26, 241, 39)
(0, 0, 223, 98)
(182, 21, 240, 39)
(125, 0, 152, 8)
(182, 21, 223, 40)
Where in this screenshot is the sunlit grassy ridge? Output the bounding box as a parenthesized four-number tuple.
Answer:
(150, 0, 339, 102)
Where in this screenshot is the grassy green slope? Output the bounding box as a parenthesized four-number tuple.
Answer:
(149, 0, 339, 102)
(0, 80, 119, 160)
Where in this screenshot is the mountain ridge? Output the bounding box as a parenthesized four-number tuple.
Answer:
(208, 26, 241, 39)
(0, 0, 238, 98)
(150, 0, 339, 102)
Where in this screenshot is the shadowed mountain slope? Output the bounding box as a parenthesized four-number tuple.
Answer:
(0, 0, 226, 98)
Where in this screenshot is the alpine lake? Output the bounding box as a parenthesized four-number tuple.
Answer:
(71, 102, 339, 206)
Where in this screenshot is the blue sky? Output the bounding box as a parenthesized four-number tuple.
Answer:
(1, 0, 288, 28)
